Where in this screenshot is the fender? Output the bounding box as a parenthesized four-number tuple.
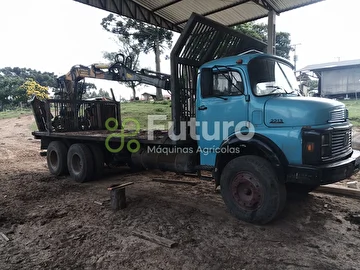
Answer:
(214, 133, 289, 185)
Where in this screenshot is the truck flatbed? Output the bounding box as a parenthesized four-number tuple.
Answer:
(32, 129, 190, 146)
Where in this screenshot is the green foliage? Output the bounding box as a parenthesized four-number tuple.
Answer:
(233, 22, 292, 59)
(98, 88, 110, 98)
(82, 88, 110, 99)
(0, 76, 25, 105)
(101, 14, 173, 100)
(121, 101, 171, 129)
(0, 108, 32, 119)
(276, 32, 292, 59)
(297, 73, 319, 91)
(0, 67, 57, 106)
(154, 107, 165, 112)
(342, 100, 360, 127)
(77, 81, 97, 92)
(0, 67, 57, 88)
(101, 14, 173, 54)
(103, 36, 142, 99)
(308, 80, 319, 90)
(153, 100, 171, 105)
(20, 78, 49, 100)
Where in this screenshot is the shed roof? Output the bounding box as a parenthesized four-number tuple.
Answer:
(74, 0, 323, 32)
(300, 59, 360, 72)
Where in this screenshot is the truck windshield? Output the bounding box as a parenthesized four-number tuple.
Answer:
(248, 57, 300, 96)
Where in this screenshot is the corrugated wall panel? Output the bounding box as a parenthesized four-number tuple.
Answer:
(322, 68, 360, 96)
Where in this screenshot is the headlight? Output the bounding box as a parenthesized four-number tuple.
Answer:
(302, 129, 321, 165)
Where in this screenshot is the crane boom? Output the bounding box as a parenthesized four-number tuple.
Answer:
(57, 54, 170, 100)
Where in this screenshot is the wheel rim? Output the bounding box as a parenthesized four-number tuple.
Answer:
(71, 154, 83, 174)
(49, 150, 58, 168)
(231, 172, 262, 211)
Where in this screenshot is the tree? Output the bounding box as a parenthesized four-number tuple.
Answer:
(98, 88, 110, 99)
(103, 36, 141, 99)
(0, 67, 57, 88)
(234, 22, 292, 59)
(0, 67, 58, 107)
(0, 76, 25, 105)
(101, 14, 173, 100)
(297, 73, 318, 91)
(82, 88, 110, 99)
(19, 78, 49, 101)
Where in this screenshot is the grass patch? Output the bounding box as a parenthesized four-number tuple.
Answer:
(342, 100, 360, 127)
(121, 101, 171, 129)
(29, 121, 37, 132)
(0, 109, 32, 120)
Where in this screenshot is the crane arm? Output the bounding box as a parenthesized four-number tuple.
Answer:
(57, 54, 170, 100)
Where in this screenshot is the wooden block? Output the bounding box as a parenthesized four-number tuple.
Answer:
(133, 230, 177, 248)
(110, 188, 127, 210)
(314, 184, 360, 198)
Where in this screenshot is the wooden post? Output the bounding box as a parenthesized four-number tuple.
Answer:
(110, 188, 126, 210)
(108, 182, 134, 211)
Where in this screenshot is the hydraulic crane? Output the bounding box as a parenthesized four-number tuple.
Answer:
(57, 54, 171, 101)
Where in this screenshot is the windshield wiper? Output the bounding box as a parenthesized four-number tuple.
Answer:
(213, 65, 242, 92)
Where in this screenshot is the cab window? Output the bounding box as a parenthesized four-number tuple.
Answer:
(202, 69, 244, 97)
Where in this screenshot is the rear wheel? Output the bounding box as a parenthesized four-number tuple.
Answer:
(220, 155, 286, 224)
(47, 141, 68, 176)
(67, 144, 94, 183)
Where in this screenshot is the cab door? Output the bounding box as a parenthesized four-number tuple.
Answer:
(196, 67, 249, 166)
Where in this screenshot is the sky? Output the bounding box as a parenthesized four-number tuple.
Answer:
(0, 0, 359, 99)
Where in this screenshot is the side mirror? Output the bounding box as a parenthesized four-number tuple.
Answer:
(200, 68, 213, 97)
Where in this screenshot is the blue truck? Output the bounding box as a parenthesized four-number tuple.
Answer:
(31, 13, 360, 224)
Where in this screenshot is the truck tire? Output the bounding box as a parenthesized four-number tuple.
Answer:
(286, 183, 319, 199)
(220, 155, 286, 224)
(87, 143, 104, 179)
(47, 141, 68, 176)
(67, 144, 94, 183)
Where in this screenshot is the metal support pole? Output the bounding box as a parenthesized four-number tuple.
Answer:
(267, 10, 276, 55)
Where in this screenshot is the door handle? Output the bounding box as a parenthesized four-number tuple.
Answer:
(198, 105, 207, 111)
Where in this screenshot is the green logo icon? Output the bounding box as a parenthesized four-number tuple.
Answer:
(105, 117, 141, 153)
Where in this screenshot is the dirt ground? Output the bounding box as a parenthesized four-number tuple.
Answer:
(1, 115, 360, 270)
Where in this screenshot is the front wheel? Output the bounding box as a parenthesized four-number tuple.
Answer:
(220, 155, 286, 224)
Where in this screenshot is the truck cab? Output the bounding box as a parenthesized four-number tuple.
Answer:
(195, 52, 360, 223)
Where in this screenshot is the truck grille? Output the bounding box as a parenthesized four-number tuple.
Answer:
(329, 109, 346, 123)
(331, 129, 352, 156)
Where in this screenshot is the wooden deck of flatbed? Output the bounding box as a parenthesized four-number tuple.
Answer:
(32, 129, 183, 145)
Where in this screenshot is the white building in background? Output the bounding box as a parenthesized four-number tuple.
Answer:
(300, 59, 360, 99)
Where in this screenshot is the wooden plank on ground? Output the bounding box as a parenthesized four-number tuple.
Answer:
(0, 232, 9, 242)
(107, 182, 134, 191)
(314, 184, 360, 198)
(152, 178, 197, 186)
(132, 230, 178, 248)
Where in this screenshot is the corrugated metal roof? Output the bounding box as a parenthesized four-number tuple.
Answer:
(74, 0, 324, 32)
(300, 59, 360, 72)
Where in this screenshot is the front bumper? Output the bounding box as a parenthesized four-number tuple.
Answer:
(286, 150, 360, 185)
